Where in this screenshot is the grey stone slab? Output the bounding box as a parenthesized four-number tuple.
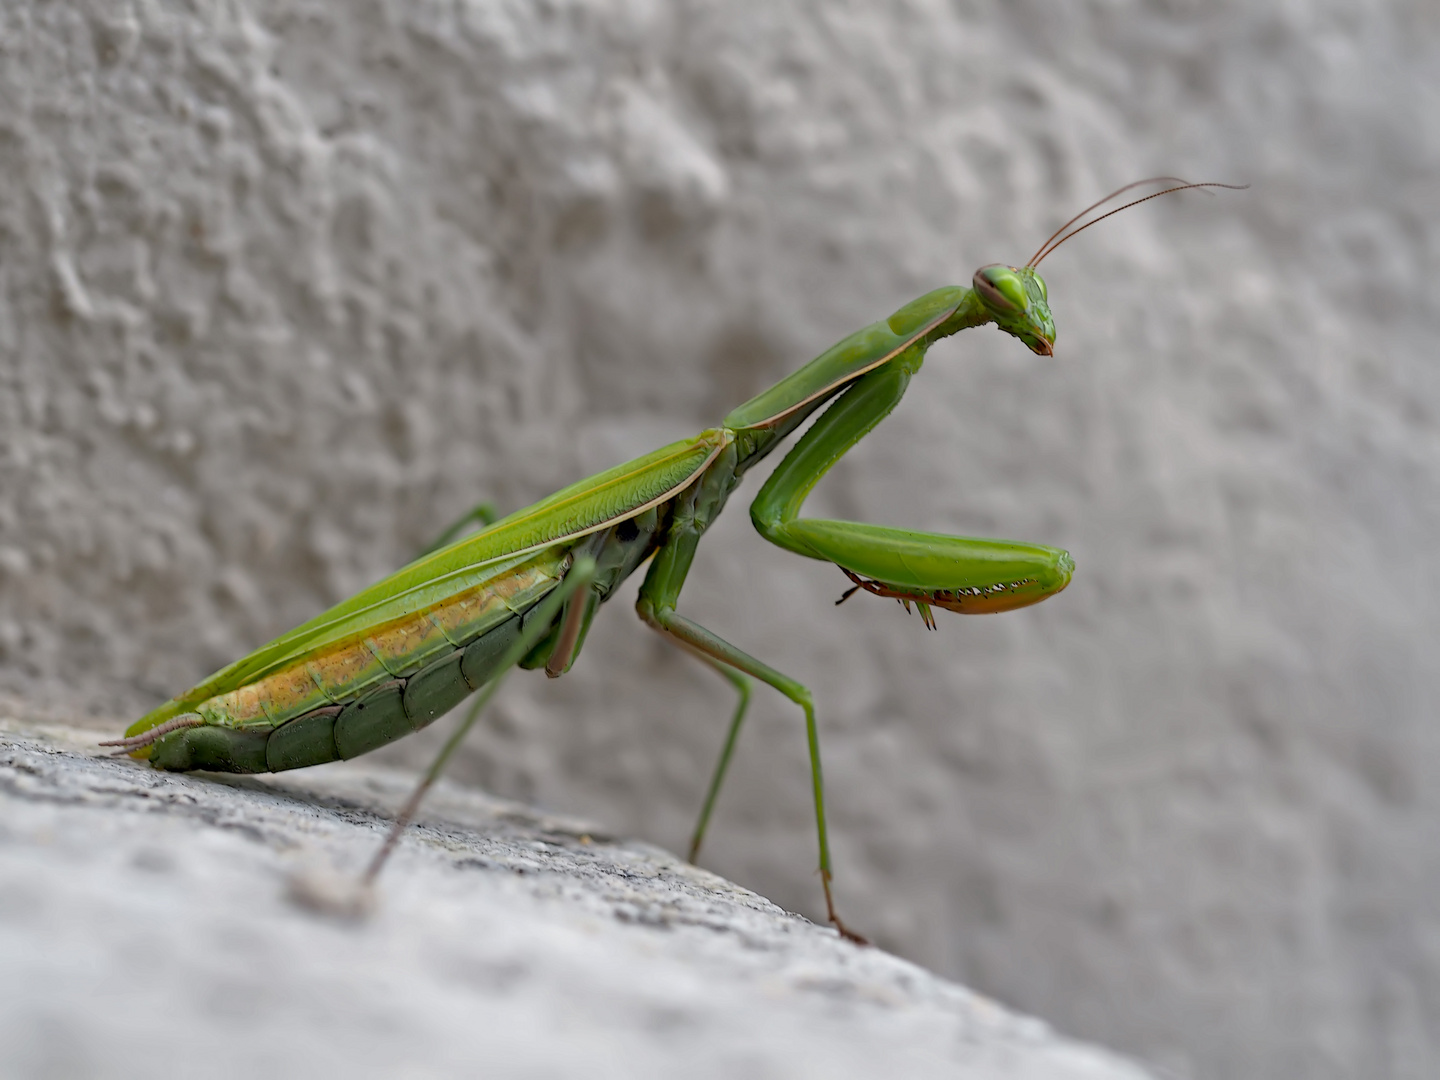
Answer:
(0, 717, 1153, 1080)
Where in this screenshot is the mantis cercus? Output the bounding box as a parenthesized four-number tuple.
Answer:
(106, 179, 1241, 942)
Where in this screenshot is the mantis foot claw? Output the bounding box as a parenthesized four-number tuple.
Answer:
(830, 915, 870, 946)
(820, 869, 869, 946)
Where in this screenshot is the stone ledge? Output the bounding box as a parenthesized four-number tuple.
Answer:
(0, 716, 1152, 1080)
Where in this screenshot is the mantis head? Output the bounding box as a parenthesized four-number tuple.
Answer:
(973, 265, 1055, 356)
(975, 178, 1249, 358)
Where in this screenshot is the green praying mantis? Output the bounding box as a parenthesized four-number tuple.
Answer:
(106, 179, 1241, 942)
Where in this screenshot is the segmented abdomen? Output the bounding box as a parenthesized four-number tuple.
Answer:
(143, 549, 569, 774)
(197, 551, 565, 731)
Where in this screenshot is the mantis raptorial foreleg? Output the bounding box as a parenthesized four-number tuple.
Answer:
(749, 343, 1074, 620)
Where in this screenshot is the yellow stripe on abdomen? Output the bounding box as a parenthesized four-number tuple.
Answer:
(198, 551, 567, 732)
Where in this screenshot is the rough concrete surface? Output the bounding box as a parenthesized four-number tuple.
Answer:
(1, 2, 1438, 1078)
(0, 717, 1154, 1080)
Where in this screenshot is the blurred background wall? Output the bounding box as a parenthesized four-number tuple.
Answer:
(2, 2, 1437, 1076)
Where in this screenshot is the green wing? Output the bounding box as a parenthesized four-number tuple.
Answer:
(128, 431, 729, 735)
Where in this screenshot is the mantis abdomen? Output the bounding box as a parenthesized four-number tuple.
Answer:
(137, 551, 571, 773)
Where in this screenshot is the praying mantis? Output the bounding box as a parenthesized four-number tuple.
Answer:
(106, 179, 1241, 942)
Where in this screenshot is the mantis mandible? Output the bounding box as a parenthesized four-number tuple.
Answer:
(106, 179, 1241, 942)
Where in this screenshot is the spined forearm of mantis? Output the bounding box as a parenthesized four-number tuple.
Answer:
(105, 179, 1242, 943)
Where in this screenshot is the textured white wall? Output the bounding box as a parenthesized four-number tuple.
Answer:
(2, 2, 1437, 1077)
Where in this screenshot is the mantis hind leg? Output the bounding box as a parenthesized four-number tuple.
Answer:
(687, 659, 750, 863)
(350, 557, 599, 893)
(656, 650, 751, 863)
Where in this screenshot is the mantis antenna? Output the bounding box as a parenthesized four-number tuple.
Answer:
(1029, 178, 1249, 267)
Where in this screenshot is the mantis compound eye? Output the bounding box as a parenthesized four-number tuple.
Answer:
(973, 265, 1028, 313)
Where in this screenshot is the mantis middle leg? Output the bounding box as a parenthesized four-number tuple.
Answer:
(635, 499, 863, 944)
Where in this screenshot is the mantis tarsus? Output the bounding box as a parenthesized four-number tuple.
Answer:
(106, 179, 1241, 943)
